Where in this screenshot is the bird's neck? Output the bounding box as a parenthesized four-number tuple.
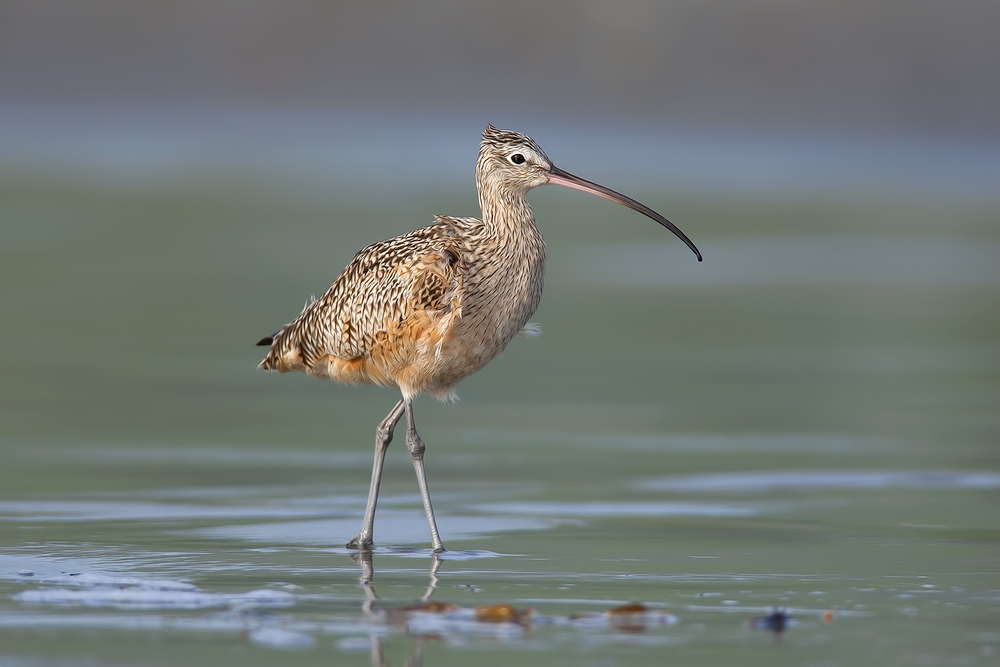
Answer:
(478, 185, 539, 239)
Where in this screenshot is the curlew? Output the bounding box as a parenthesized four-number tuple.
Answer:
(257, 125, 701, 553)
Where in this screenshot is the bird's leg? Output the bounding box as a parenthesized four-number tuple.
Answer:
(404, 399, 445, 553)
(350, 549, 379, 615)
(405, 637, 426, 667)
(420, 553, 442, 602)
(347, 398, 405, 550)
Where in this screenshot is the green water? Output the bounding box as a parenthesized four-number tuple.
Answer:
(1, 169, 998, 665)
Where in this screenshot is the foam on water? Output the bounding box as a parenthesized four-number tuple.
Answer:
(32, 571, 197, 591)
(247, 627, 316, 650)
(14, 587, 296, 610)
(9, 564, 296, 610)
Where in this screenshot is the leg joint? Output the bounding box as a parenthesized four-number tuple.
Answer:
(406, 430, 425, 459)
(376, 424, 394, 447)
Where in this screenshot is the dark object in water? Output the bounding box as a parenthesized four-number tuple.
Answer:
(750, 607, 790, 634)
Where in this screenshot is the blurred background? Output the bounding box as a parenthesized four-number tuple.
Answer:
(1, 2, 998, 663)
(2, 0, 998, 450)
(4, 0, 1000, 134)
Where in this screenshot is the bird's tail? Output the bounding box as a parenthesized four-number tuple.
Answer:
(257, 325, 300, 372)
(257, 297, 316, 372)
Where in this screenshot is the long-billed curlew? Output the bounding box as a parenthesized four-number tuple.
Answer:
(257, 125, 701, 553)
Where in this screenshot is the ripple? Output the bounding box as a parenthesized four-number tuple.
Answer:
(375, 546, 506, 561)
(454, 429, 891, 453)
(473, 501, 757, 518)
(14, 586, 296, 610)
(0, 499, 352, 523)
(188, 511, 569, 545)
(636, 470, 1000, 493)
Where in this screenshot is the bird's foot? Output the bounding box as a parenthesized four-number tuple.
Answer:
(346, 534, 373, 550)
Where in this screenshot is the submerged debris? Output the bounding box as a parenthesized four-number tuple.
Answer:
(749, 607, 790, 634)
(404, 601, 459, 614)
(381, 600, 459, 624)
(568, 601, 678, 633)
(475, 603, 534, 625)
(606, 602, 654, 633)
(606, 602, 649, 616)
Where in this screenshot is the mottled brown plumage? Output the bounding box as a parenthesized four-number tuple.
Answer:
(258, 125, 701, 553)
(261, 126, 551, 401)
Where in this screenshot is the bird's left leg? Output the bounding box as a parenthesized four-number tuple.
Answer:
(347, 398, 405, 550)
(404, 399, 445, 553)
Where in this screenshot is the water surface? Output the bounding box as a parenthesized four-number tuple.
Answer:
(1, 140, 997, 665)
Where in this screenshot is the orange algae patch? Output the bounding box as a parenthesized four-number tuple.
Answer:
(475, 603, 534, 624)
(606, 602, 648, 616)
(605, 602, 655, 633)
(383, 600, 459, 624)
(405, 601, 459, 614)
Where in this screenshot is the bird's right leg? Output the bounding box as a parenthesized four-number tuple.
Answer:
(404, 399, 446, 553)
(347, 398, 405, 550)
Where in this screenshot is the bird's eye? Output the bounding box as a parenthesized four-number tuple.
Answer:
(509, 153, 526, 165)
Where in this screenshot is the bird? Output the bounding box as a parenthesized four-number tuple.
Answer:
(256, 124, 701, 553)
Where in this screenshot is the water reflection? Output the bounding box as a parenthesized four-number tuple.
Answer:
(0, 539, 963, 660)
(356, 551, 431, 667)
(0, 454, 993, 659)
(347, 548, 682, 666)
(353, 551, 468, 667)
(353, 549, 442, 612)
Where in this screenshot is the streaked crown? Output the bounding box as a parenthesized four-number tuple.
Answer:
(477, 124, 552, 193)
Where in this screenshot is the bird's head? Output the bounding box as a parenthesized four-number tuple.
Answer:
(477, 124, 553, 194)
(477, 124, 702, 261)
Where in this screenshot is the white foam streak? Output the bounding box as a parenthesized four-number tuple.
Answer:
(14, 587, 296, 610)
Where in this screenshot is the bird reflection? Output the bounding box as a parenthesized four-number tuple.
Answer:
(346, 550, 676, 663)
(351, 550, 442, 667)
(352, 549, 442, 609)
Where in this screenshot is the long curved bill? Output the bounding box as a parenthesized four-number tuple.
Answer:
(547, 165, 702, 262)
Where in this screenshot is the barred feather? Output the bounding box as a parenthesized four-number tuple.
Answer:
(259, 128, 548, 400)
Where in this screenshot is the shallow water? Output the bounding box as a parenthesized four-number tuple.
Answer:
(1, 450, 998, 666)
(1, 158, 998, 665)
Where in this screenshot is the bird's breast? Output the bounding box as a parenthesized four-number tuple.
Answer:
(429, 241, 545, 387)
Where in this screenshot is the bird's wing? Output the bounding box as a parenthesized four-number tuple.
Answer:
(261, 217, 474, 373)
